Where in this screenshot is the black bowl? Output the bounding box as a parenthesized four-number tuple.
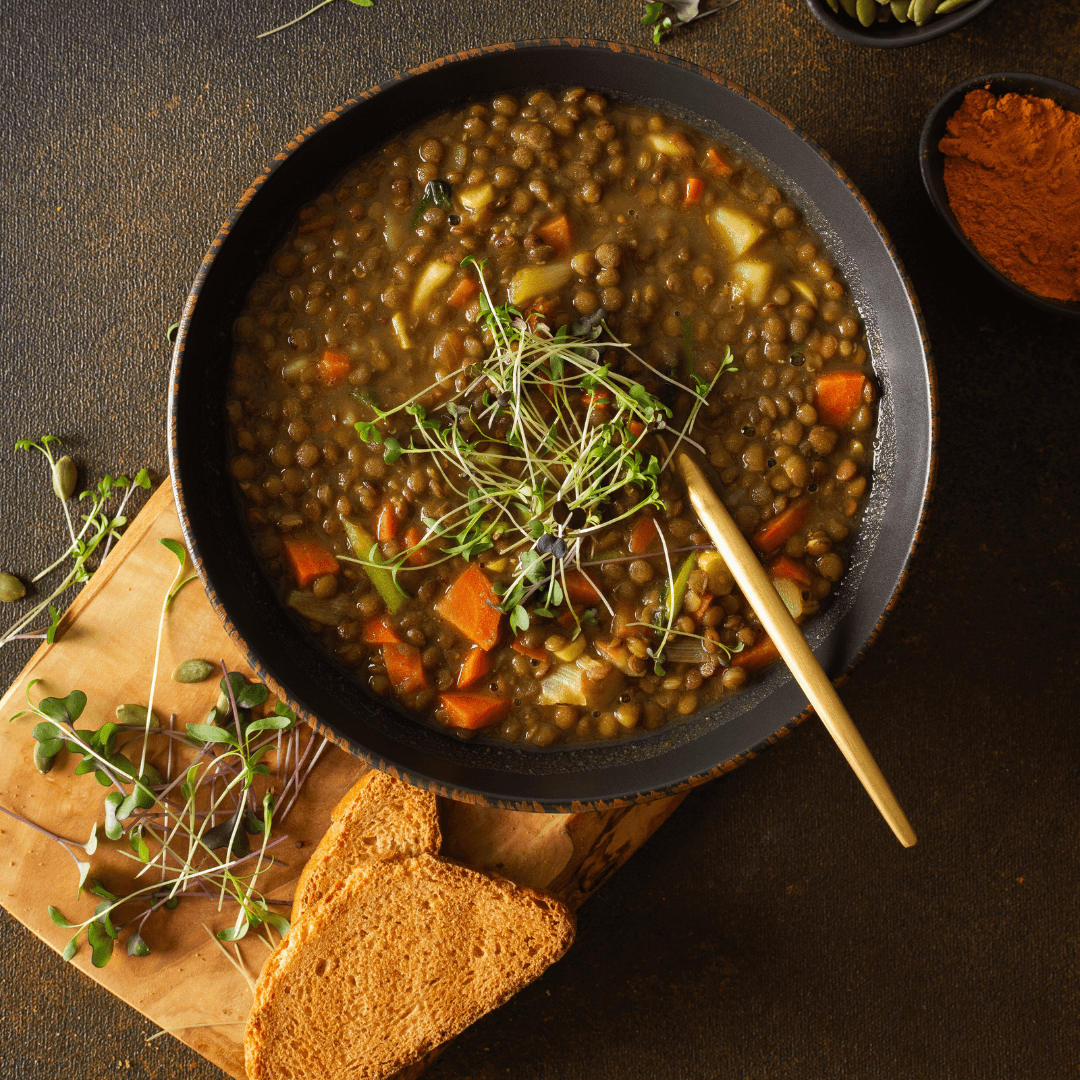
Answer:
(168, 40, 936, 812)
(805, 0, 996, 48)
(919, 71, 1080, 320)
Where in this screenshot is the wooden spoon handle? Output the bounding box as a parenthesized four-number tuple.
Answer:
(672, 447, 916, 848)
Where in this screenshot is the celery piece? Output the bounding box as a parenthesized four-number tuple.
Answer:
(342, 519, 407, 614)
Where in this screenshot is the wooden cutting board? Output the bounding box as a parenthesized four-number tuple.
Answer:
(0, 481, 687, 1079)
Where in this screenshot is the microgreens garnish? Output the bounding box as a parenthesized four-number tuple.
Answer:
(411, 180, 452, 228)
(1, 436, 150, 650)
(257, 0, 372, 39)
(350, 260, 735, 639)
(4, 539, 329, 966)
(641, 0, 741, 43)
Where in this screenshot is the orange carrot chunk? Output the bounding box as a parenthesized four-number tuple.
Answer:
(402, 525, 434, 567)
(536, 213, 573, 254)
(318, 349, 351, 386)
(382, 643, 428, 694)
(511, 635, 548, 663)
(733, 635, 780, 672)
(769, 555, 814, 589)
(362, 616, 403, 645)
(282, 538, 341, 589)
(814, 371, 866, 427)
(376, 498, 402, 543)
(752, 500, 812, 553)
(440, 692, 512, 730)
(447, 278, 480, 308)
(562, 569, 603, 605)
(704, 147, 733, 177)
(435, 564, 503, 651)
(628, 515, 659, 555)
(684, 176, 705, 206)
(456, 646, 493, 690)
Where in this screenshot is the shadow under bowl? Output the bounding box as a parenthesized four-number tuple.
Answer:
(919, 71, 1080, 320)
(804, 0, 997, 49)
(168, 40, 936, 812)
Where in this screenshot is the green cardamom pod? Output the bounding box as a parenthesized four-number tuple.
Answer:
(0, 573, 26, 602)
(172, 659, 215, 684)
(51, 455, 77, 502)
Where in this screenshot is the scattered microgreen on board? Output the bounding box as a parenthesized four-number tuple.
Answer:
(4, 540, 331, 965)
(1, 436, 150, 651)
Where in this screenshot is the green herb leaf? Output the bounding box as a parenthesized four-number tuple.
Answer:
(48, 906, 71, 928)
(158, 538, 186, 566)
(186, 723, 239, 746)
(87, 918, 114, 967)
(127, 931, 151, 957)
(62, 934, 79, 962)
(104, 792, 124, 840)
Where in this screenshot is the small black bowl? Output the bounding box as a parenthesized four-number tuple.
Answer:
(920, 71, 1080, 319)
(805, 0, 996, 48)
(168, 40, 936, 812)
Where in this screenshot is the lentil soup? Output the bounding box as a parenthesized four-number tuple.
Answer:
(226, 89, 877, 748)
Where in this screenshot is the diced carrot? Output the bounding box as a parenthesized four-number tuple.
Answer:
(582, 389, 612, 414)
(434, 564, 503, 651)
(512, 635, 548, 663)
(536, 213, 573, 254)
(363, 616, 403, 645)
(704, 147, 733, 177)
(376, 498, 402, 543)
(732, 635, 779, 672)
(319, 349, 351, 386)
(562, 569, 602, 605)
(627, 420, 646, 438)
(814, 371, 866, 427)
(298, 213, 336, 234)
(684, 176, 705, 206)
(402, 525, 434, 567)
(694, 593, 714, 620)
(447, 277, 479, 308)
(282, 538, 341, 589)
(439, 692, 512, 731)
(769, 555, 814, 589)
(628, 515, 659, 555)
(752, 500, 812, 553)
(456, 646, 493, 690)
(382, 643, 428, 694)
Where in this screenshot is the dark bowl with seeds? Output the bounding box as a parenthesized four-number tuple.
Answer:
(804, 0, 997, 48)
(168, 40, 936, 812)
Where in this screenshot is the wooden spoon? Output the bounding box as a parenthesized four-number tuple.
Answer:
(668, 443, 916, 848)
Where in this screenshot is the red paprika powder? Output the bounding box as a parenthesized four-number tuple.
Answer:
(939, 89, 1080, 303)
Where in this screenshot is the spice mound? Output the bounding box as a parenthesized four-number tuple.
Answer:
(939, 89, 1080, 303)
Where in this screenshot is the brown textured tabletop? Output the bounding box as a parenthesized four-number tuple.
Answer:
(1, 1, 1078, 1077)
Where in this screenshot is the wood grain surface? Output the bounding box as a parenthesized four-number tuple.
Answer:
(0, 481, 684, 1079)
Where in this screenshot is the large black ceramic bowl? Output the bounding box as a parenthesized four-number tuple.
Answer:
(805, 0, 996, 48)
(920, 71, 1080, 320)
(168, 40, 935, 812)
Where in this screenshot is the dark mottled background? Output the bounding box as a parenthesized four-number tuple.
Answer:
(1, 1, 1078, 1077)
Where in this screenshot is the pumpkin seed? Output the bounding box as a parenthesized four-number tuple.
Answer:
(856, 0, 876, 24)
(911, 0, 937, 23)
(115, 703, 161, 727)
(839, 0, 857, 16)
(172, 658, 215, 684)
(935, 0, 975, 11)
(51, 455, 77, 502)
(0, 573, 25, 602)
(890, 0, 910, 18)
(34, 742, 56, 774)
(826, 0, 839, 11)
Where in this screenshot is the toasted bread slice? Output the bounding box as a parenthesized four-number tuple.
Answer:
(291, 770, 441, 923)
(246, 854, 575, 1080)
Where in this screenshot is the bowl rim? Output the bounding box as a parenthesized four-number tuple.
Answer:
(919, 70, 1080, 319)
(168, 38, 938, 811)
(804, 0, 997, 49)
